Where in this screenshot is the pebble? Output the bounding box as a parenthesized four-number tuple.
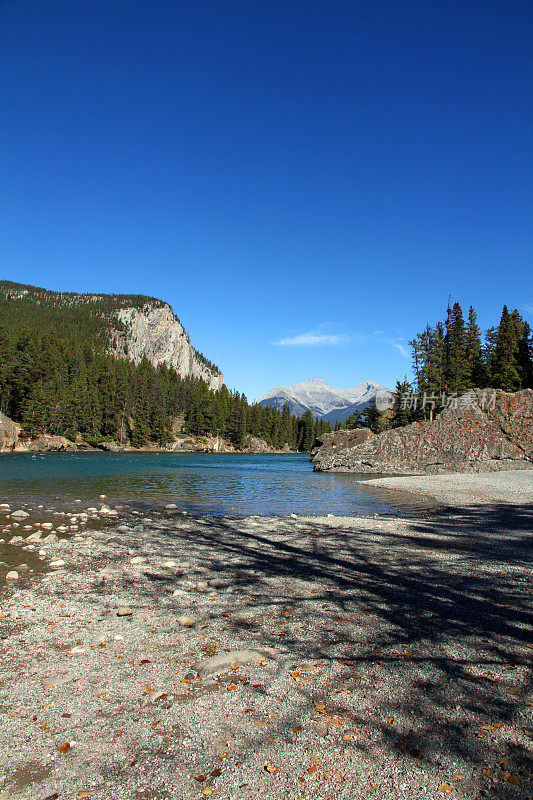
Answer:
(116, 607, 134, 616)
(41, 522, 54, 529)
(207, 578, 224, 588)
(177, 616, 196, 627)
(50, 559, 66, 568)
(11, 510, 29, 519)
(165, 503, 178, 509)
(5, 571, 18, 581)
(130, 557, 148, 565)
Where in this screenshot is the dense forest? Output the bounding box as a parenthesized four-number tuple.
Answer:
(0, 282, 331, 450)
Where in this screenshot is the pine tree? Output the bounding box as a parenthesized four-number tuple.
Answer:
(491, 306, 521, 391)
(517, 321, 533, 388)
(390, 378, 413, 427)
(465, 306, 485, 387)
(361, 399, 382, 433)
(444, 302, 469, 393)
(299, 409, 315, 452)
(345, 409, 363, 429)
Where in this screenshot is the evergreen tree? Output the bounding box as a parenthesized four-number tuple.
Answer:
(345, 409, 363, 429)
(390, 378, 413, 427)
(361, 399, 382, 433)
(444, 302, 469, 393)
(465, 306, 485, 387)
(298, 409, 315, 452)
(517, 321, 533, 388)
(491, 306, 521, 391)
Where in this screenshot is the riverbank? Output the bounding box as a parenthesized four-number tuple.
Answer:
(0, 498, 531, 799)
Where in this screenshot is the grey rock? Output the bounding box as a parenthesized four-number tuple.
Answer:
(312, 388, 533, 475)
(192, 649, 275, 678)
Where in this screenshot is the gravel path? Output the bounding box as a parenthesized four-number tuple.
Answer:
(360, 469, 533, 507)
(0, 500, 531, 800)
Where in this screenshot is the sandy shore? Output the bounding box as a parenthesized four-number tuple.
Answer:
(0, 493, 532, 799)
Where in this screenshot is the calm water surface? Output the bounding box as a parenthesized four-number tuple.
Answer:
(0, 452, 434, 516)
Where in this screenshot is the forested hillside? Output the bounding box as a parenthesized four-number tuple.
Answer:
(0, 281, 331, 450)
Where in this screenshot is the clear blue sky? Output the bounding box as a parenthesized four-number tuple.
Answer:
(1, 1, 532, 400)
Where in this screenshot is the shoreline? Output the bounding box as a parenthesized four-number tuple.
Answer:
(0, 496, 531, 799)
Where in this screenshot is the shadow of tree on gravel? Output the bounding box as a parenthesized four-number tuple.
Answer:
(154, 502, 533, 798)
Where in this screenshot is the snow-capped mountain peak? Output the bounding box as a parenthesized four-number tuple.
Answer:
(255, 379, 388, 423)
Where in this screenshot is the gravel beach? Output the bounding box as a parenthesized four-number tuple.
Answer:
(0, 485, 531, 800)
(359, 470, 533, 508)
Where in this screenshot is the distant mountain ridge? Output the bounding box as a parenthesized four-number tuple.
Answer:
(256, 378, 388, 424)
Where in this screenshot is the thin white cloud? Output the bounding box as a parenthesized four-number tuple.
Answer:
(273, 332, 350, 347)
(522, 303, 533, 317)
(373, 329, 384, 335)
(389, 339, 409, 358)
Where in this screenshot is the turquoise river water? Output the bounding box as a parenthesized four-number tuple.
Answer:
(0, 451, 434, 516)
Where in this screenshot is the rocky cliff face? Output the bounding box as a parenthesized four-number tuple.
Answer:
(312, 389, 533, 474)
(113, 304, 223, 391)
(0, 281, 224, 393)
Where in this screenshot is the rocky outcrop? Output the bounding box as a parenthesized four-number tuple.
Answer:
(310, 428, 373, 460)
(243, 435, 277, 453)
(170, 435, 235, 453)
(0, 413, 79, 452)
(312, 389, 533, 474)
(113, 305, 223, 391)
(169, 434, 281, 453)
(27, 434, 77, 452)
(0, 412, 24, 451)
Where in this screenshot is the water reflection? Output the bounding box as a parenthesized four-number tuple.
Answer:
(0, 452, 434, 516)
